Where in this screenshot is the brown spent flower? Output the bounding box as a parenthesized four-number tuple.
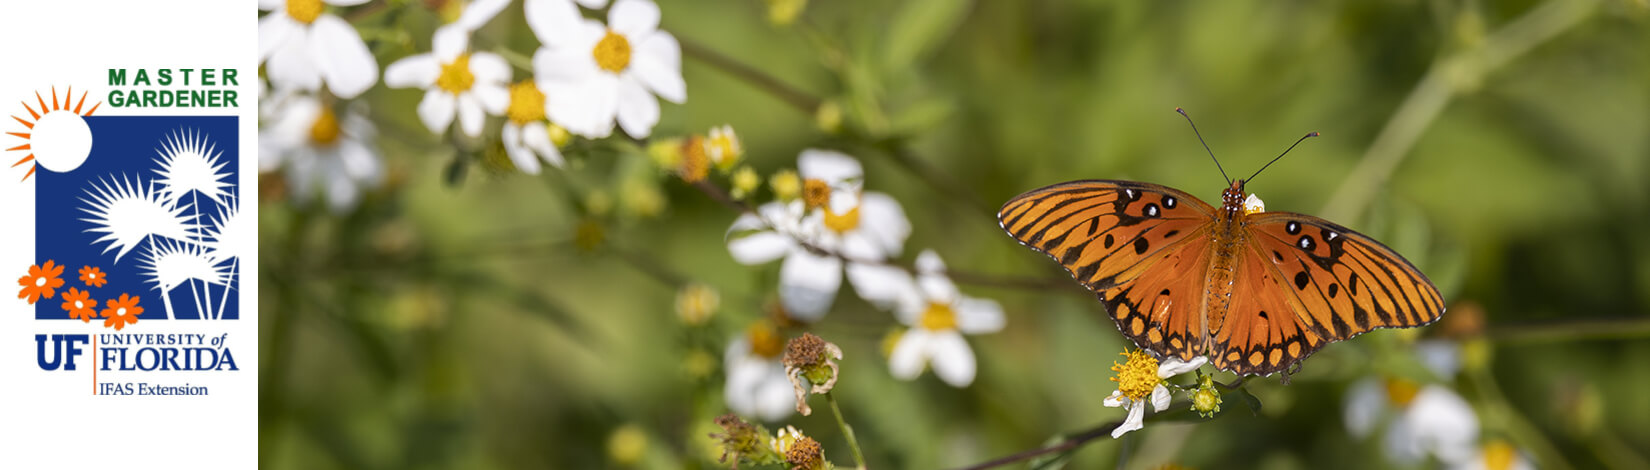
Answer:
(782, 333, 842, 416)
(679, 135, 710, 183)
(783, 435, 826, 470)
(709, 414, 762, 468)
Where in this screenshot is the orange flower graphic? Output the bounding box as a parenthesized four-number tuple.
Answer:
(60, 288, 95, 322)
(17, 260, 65, 304)
(101, 293, 143, 331)
(79, 265, 108, 288)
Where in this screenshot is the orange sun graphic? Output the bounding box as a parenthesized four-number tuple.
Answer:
(8, 87, 98, 181)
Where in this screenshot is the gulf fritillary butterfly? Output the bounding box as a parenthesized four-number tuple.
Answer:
(997, 109, 1444, 376)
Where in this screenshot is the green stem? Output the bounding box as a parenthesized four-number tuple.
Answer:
(825, 391, 868, 470)
(1320, 0, 1598, 222)
(678, 36, 822, 113)
(493, 47, 534, 73)
(1487, 316, 1650, 344)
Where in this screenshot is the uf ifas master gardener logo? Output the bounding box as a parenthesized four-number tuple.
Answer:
(12, 88, 243, 327)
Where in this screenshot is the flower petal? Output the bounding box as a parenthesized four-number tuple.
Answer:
(887, 330, 931, 380)
(455, 0, 510, 31)
(778, 250, 842, 322)
(754, 368, 797, 421)
(1414, 340, 1462, 379)
(576, 0, 608, 7)
(608, 0, 660, 38)
(433, 25, 469, 63)
(1151, 384, 1172, 412)
(798, 149, 863, 185)
(526, 0, 584, 47)
(337, 136, 382, 182)
(1157, 356, 1207, 378)
(858, 192, 911, 256)
(630, 31, 685, 103)
(915, 249, 945, 274)
(308, 15, 378, 98)
(954, 296, 1005, 334)
(469, 52, 512, 86)
(1111, 401, 1146, 438)
(417, 90, 457, 134)
(615, 76, 660, 138)
(1102, 390, 1127, 408)
(844, 261, 914, 309)
(472, 83, 510, 115)
(258, 12, 297, 60)
(917, 271, 959, 305)
(266, 28, 321, 92)
(384, 54, 440, 88)
(928, 331, 977, 387)
(1343, 378, 1387, 439)
(456, 93, 485, 137)
(1407, 386, 1480, 464)
(727, 229, 793, 265)
(522, 122, 565, 168)
(503, 123, 542, 174)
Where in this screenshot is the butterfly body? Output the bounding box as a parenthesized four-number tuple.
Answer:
(999, 179, 1443, 376)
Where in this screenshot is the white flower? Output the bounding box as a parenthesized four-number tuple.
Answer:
(532, 0, 685, 138)
(1103, 355, 1206, 438)
(259, 0, 379, 98)
(724, 326, 794, 422)
(1344, 377, 1480, 465)
(887, 250, 1003, 387)
(725, 150, 910, 321)
(384, 25, 510, 137)
(501, 81, 565, 174)
(259, 96, 384, 213)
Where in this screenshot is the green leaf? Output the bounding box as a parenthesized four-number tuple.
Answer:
(1236, 388, 1263, 415)
(888, 98, 957, 137)
(444, 152, 470, 187)
(882, 0, 973, 70)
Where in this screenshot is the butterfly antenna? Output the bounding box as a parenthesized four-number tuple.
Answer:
(1244, 131, 1320, 184)
(1176, 107, 1229, 184)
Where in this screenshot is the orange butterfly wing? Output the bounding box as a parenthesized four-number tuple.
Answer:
(998, 181, 1217, 361)
(1211, 212, 1446, 375)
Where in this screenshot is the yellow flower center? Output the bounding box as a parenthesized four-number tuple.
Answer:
(730, 166, 760, 199)
(1110, 349, 1161, 401)
(674, 284, 718, 326)
(1384, 377, 1421, 407)
(592, 30, 632, 73)
(801, 179, 829, 209)
(770, 170, 801, 201)
(286, 0, 324, 24)
(506, 81, 546, 125)
(436, 54, 475, 94)
(822, 206, 860, 233)
(1482, 440, 1517, 470)
(747, 321, 784, 359)
(309, 107, 340, 146)
(919, 302, 957, 331)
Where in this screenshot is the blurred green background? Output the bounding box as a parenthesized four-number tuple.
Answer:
(259, 0, 1650, 468)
